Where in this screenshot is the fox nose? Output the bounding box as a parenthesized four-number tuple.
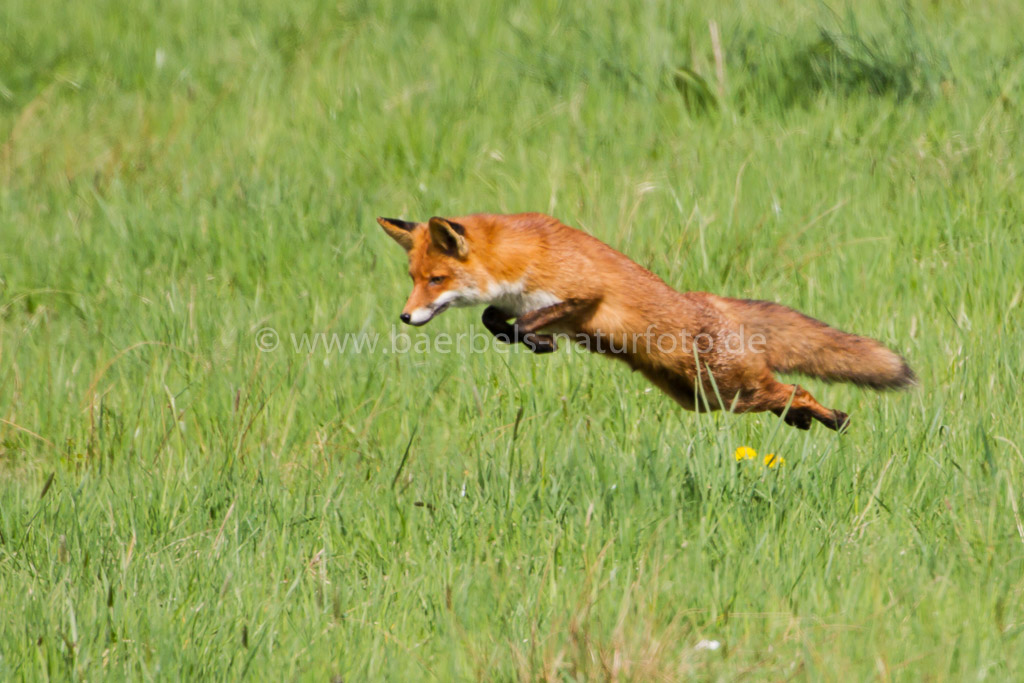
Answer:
(400, 313, 411, 324)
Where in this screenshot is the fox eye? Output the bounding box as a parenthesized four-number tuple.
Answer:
(428, 276, 446, 286)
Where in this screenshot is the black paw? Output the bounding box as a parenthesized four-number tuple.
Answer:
(482, 306, 517, 343)
(524, 333, 557, 354)
(830, 410, 851, 432)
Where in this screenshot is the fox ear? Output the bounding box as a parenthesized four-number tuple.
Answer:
(428, 217, 469, 259)
(377, 217, 417, 251)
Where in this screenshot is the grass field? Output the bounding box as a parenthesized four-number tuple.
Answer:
(3, 0, 1024, 679)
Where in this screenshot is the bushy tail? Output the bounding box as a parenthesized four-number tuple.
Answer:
(735, 299, 916, 390)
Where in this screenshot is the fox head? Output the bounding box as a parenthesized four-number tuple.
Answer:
(377, 215, 497, 326)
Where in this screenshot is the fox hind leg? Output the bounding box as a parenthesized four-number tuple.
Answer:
(772, 405, 814, 430)
(749, 381, 849, 432)
(771, 384, 850, 432)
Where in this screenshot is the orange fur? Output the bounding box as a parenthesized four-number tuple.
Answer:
(377, 213, 915, 431)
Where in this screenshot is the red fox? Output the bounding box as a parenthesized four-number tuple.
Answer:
(377, 213, 915, 431)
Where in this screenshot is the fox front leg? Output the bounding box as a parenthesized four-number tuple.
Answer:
(481, 306, 557, 354)
(511, 298, 600, 352)
(513, 298, 595, 333)
(482, 299, 597, 354)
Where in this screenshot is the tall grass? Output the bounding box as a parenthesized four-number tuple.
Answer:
(2, 0, 1024, 679)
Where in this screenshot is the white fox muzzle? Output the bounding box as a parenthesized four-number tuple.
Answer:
(400, 289, 464, 326)
(403, 302, 450, 326)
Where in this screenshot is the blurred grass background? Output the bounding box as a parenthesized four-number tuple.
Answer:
(2, 0, 1024, 679)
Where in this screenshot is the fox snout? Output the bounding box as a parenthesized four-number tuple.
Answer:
(400, 287, 454, 326)
(399, 301, 451, 326)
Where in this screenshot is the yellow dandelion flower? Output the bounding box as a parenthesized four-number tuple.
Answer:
(734, 446, 757, 461)
(764, 453, 785, 468)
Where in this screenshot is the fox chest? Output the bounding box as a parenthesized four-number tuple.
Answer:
(486, 282, 562, 317)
